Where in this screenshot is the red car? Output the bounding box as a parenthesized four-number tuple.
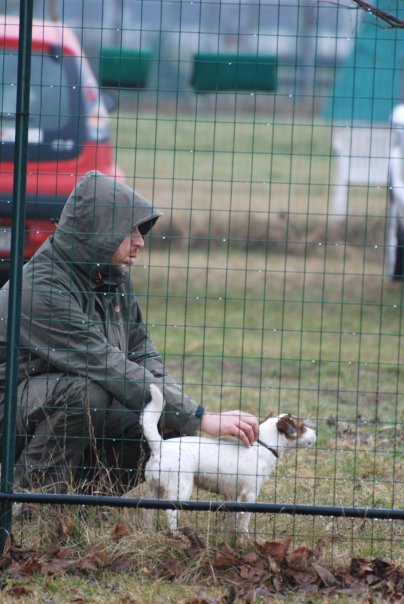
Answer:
(0, 16, 124, 284)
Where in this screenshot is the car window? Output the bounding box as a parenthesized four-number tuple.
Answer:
(0, 51, 76, 132)
(0, 50, 83, 161)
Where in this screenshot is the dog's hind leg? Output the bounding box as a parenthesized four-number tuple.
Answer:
(236, 510, 252, 537)
(166, 508, 180, 532)
(143, 480, 159, 530)
(164, 473, 194, 532)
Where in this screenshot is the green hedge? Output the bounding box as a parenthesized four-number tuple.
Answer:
(191, 53, 277, 92)
(100, 47, 152, 88)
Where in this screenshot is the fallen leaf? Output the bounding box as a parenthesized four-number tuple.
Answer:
(212, 542, 240, 568)
(255, 538, 291, 564)
(42, 555, 78, 577)
(312, 562, 339, 587)
(180, 526, 206, 558)
(241, 551, 258, 564)
(284, 568, 317, 586)
(180, 526, 205, 549)
(44, 545, 63, 557)
(5, 585, 31, 596)
(108, 555, 137, 574)
(239, 559, 268, 582)
(79, 557, 102, 574)
(350, 558, 374, 577)
(79, 543, 107, 573)
(56, 516, 74, 541)
(299, 581, 319, 594)
(112, 522, 130, 542)
(372, 557, 395, 578)
(9, 544, 36, 560)
(19, 558, 43, 576)
(314, 538, 327, 560)
(287, 546, 314, 571)
(2, 559, 25, 577)
(163, 555, 183, 579)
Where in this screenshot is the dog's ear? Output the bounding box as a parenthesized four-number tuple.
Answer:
(260, 411, 276, 423)
(276, 414, 298, 438)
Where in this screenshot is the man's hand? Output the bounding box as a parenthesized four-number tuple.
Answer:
(200, 410, 259, 447)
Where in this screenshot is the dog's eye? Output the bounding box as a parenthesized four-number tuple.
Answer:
(276, 416, 298, 437)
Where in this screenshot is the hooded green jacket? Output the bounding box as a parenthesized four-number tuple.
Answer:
(0, 171, 202, 435)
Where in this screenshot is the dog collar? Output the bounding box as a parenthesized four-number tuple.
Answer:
(257, 438, 279, 459)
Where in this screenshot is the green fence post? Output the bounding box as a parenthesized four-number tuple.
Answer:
(0, 0, 34, 553)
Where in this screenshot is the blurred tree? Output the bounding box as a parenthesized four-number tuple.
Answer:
(49, 0, 59, 22)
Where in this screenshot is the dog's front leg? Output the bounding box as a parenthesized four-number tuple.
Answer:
(236, 510, 252, 538)
(224, 510, 238, 534)
(143, 507, 155, 530)
(222, 508, 251, 538)
(235, 487, 259, 539)
(166, 508, 180, 532)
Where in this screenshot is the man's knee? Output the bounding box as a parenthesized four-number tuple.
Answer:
(86, 381, 113, 413)
(53, 377, 112, 416)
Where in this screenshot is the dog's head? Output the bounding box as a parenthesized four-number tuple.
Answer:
(276, 414, 317, 448)
(259, 413, 317, 452)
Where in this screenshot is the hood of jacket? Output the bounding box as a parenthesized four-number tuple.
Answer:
(52, 171, 162, 284)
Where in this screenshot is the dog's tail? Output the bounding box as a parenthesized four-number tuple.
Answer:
(141, 384, 164, 453)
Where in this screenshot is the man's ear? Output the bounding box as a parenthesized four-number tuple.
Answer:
(276, 415, 298, 437)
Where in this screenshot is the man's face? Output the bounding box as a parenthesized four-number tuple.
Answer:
(112, 227, 145, 271)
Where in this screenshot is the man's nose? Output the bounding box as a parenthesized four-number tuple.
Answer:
(132, 232, 144, 247)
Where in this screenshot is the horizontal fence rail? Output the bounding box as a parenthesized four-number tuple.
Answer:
(1, 492, 403, 521)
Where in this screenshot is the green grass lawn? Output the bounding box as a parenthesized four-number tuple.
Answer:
(111, 112, 387, 224)
(133, 247, 403, 530)
(5, 245, 401, 604)
(98, 111, 403, 566)
(3, 112, 402, 602)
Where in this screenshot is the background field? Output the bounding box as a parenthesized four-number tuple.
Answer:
(5, 112, 402, 603)
(109, 111, 402, 562)
(8, 241, 402, 602)
(112, 112, 388, 242)
(2, 0, 402, 597)
(130, 247, 403, 556)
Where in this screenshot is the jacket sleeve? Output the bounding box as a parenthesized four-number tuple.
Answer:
(126, 297, 203, 435)
(18, 280, 203, 435)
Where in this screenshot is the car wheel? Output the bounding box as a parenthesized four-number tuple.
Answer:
(393, 220, 404, 278)
(0, 266, 9, 288)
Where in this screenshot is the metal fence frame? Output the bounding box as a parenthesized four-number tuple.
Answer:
(0, 0, 34, 553)
(0, 0, 403, 554)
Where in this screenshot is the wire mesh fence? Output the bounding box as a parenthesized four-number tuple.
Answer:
(0, 0, 402, 568)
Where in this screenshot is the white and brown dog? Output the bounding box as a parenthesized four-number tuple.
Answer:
(141, 385, 317, 535)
